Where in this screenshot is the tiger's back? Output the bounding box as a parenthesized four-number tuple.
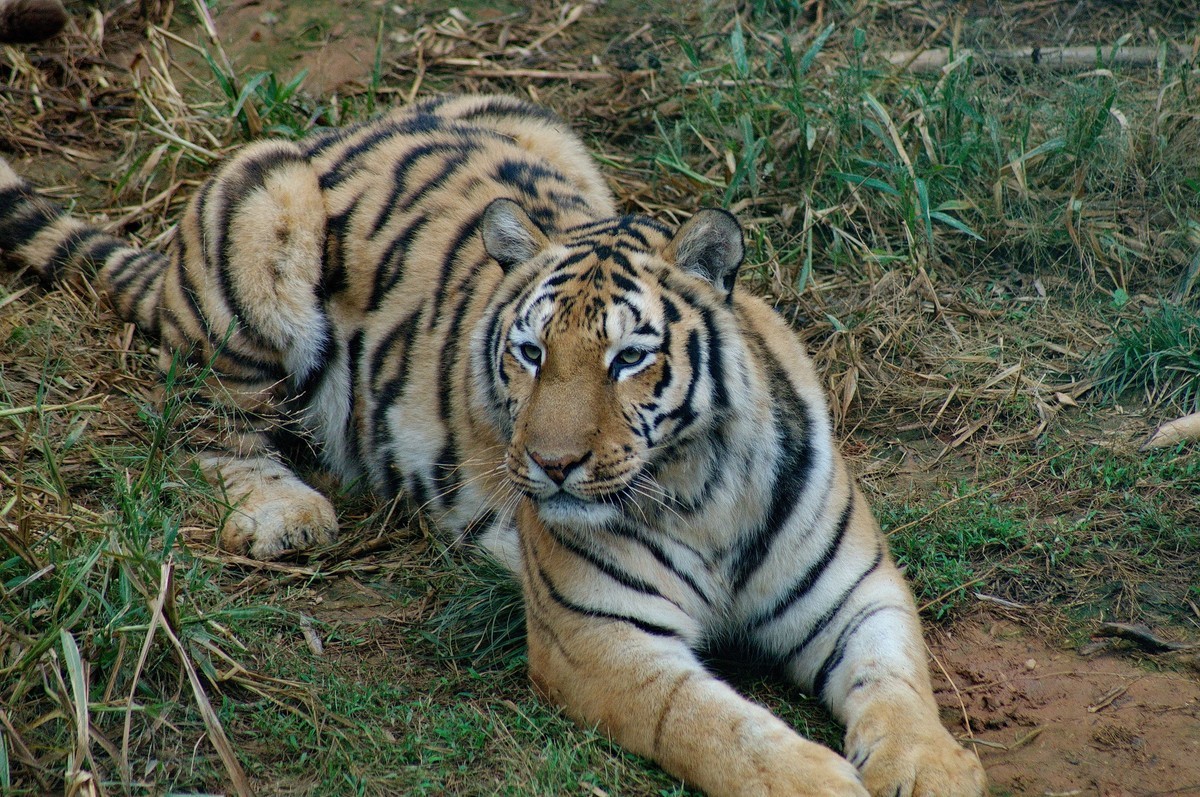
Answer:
(0, 94, 985, 797)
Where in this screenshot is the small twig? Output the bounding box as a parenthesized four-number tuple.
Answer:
(1087, 682, 1130, 713)
(974, 592, 1028, 610)
(0, 397, 105, 420)
(1009, 726, 1044, 749)
(156, 561, 253, 796)
(885, 44, 1195, 73)
(927, 641, 977, 746)
(461, 66, 617, 81)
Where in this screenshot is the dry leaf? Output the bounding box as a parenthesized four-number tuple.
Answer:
(1053, 391, 1077, 407)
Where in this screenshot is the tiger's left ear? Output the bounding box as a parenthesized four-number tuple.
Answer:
(663, 208, 745, 297)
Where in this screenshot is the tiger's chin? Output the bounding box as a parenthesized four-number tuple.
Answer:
(534, 491, 621, 531)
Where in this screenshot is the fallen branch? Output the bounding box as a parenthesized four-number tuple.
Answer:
(1095, 622, 1200, 653)
(885, 45, 1194, 74)
(461, 66, 617, 81)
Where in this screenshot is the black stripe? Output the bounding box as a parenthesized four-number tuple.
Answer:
(611, 271, 639, 293)
(547, 525, 672, 602)
(344, 329, 366, 472)
(430, 210, 486, 319)
(661, 295, 681, 324)
(493, 158, 571, 201)
(652, 329, 701, 434)
(319, 207, 353, 301)
(811, 604, 895, 699)
(86, 237, 127, 275)
(0, 185, 58, 253)
(748, 492, 854, 630)
(174, 256, 286, 380)
(478, 266, 545, 428)
(370, 302, 426, 489)
(212, 149, 307, 348)
(408, 472, 432, 509)
(43, 227, 105, 282)
(462, 510, 498, 543)
(535, 560, 681, 638)
(368, 214, 427, 311)
(699, 306, 728, 412)
(728, 355, 819, 593)
(368, 142, 475, 237)
(625, 215, 672, 239)
(316, 112, 446, 190)
(453, 96, 563, 126)
(608, 522, 712, 607)
(369, 301, 424, 393)
(290, 323, 334, 400)
(783, 544, 886, 664)
(122, 252, 169, 319)
(108, 251, 167, 295)
(298, 125, 346, 159)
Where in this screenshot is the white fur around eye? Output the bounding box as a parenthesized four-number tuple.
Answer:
(606, 343, 657, 379)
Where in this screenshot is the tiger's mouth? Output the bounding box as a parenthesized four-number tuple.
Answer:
(506, 444, 639, 530)
(532, 489, 621, 530)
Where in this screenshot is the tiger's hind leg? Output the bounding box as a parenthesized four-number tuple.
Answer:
(160, 140, 339, 559)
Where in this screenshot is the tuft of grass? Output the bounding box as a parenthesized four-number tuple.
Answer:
(426, 547, 527, 668)
(1093, 301, 1200, 413)
(205, 57, 318, 140)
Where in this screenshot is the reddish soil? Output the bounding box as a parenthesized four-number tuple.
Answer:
(932, 620, 1200, 796)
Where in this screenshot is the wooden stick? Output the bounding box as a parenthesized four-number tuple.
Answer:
(885, 44, 1194, 73)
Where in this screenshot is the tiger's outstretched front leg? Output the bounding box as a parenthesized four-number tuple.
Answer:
(518, 505, 868, 797)
(785, 556, 986, 797)
(160, 140, 338, 558)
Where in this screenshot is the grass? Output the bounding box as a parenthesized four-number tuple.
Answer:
(2, 0, 1200, 794)
(1093, 301, 1200, 413)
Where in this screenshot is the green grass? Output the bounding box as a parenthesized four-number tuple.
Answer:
(881, 488, 1033, 619)
(4, 0, 1200, 794)
(875, 433, 1200, 624)
(1093, 301, 1200, 413)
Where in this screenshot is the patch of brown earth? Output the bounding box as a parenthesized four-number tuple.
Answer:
(211, 0, 383, 94)
(932, 619, 1200, 796)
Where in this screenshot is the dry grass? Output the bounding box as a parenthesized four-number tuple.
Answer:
(2, 0, 1199, 793)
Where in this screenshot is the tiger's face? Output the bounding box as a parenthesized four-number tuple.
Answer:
(474, 200, 745, 531)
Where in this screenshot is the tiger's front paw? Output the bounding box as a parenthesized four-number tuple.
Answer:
(766, 741, 870, 797)
(220, 482, 338, 559)
(850, 728, 985, 797)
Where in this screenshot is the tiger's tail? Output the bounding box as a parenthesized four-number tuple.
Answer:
(0, 157, 168, 336)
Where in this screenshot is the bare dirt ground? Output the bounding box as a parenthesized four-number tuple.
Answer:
(933, 620, 1200, 797)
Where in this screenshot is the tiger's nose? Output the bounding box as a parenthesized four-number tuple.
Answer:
(529, 450, 587, 486)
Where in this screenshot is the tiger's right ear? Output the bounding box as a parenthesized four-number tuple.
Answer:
(481, 198, 548, 271)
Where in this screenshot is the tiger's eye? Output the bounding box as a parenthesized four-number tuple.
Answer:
(617, 348, 646, 366)
(519, 342, 543, 365)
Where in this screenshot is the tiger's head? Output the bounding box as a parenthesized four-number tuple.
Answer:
(473, 199, 746, 531)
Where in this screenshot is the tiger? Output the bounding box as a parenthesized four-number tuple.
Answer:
(0, 93, 986, 796)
